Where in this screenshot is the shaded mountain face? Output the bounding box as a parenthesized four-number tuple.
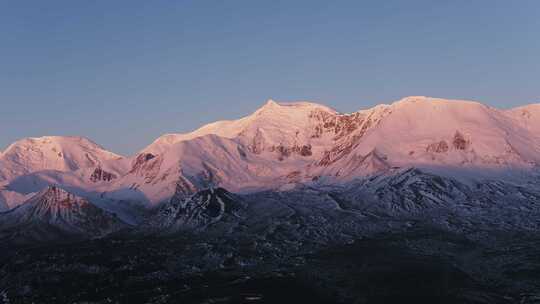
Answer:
(124, 166, 540, 243)
(0, 186, 127, 242)
(145, 187, 246, 232)
(0, 195, 7, 211)
(0, 189, 29, 211)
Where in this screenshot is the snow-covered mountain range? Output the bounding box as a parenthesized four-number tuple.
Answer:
(2, 96, 540, 241)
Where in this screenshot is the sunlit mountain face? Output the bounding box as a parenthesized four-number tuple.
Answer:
(2, 97, 540, 303)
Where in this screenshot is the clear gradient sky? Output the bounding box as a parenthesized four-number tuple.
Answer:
(1, 1, 539, 155)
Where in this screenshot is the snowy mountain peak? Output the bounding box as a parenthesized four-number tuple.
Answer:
(142, 99, 338, 155)
(391, 96, 487, 109)
(0, 135, 122, 182)
(37, 185, 72, 199)
(256, 98, 337, 114)
(0, 185, 127, 240)
(263, 98, 278, 107)
(3, 136, 112, 153)
(394, 95, 429, 103)
(22, 186, 98, 220)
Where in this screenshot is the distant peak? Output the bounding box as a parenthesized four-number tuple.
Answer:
(28, 135, 87, 142)
(30, 186, 79, 205)
(254, 99, 280, 112)
(394, 96, 431, 104)
(392, 96, 485, 109)
(265, 99, 278, 106)
(9, 135, 96, 148)
(1, 135, 122, 158)
(40, 185, 72, 196)
(256, 99, 337, 114)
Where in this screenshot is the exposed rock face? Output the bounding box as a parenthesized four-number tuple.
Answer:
(318, 107, 392, 167)
(171, 176, 198, 199)
(89, 167, 117, 183)
(129, 153, 163, 183)
(453, 131, 470, 150)
(309, 109, 337, 138)
(427, 141, 449, 153)
(285, 170, 302, 182)
(131, 153, 156, 171)
(425, 132, 470, 154)
(309, 108, 389, 141)
(270, 144, 313, 161)
(0, 186, 127, 240)
(300, 144, 313, 156)
(237, 146, 248, 159)
(248, 129, 266, 154)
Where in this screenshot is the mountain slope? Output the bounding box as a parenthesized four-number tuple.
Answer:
(144, 187, 246, 232)
(313, 97, 540, 181)
(143, 99, 338, 157)
(0, 136, 124, 183)
(102, 134, 288, 206)
(0, 189, 31, 211)
(505, 103, 540, 134)
(111, 99, 392, 204)
(0, 186, 127, 242)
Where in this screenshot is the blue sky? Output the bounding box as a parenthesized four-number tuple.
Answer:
(1, 1, 538, 155)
